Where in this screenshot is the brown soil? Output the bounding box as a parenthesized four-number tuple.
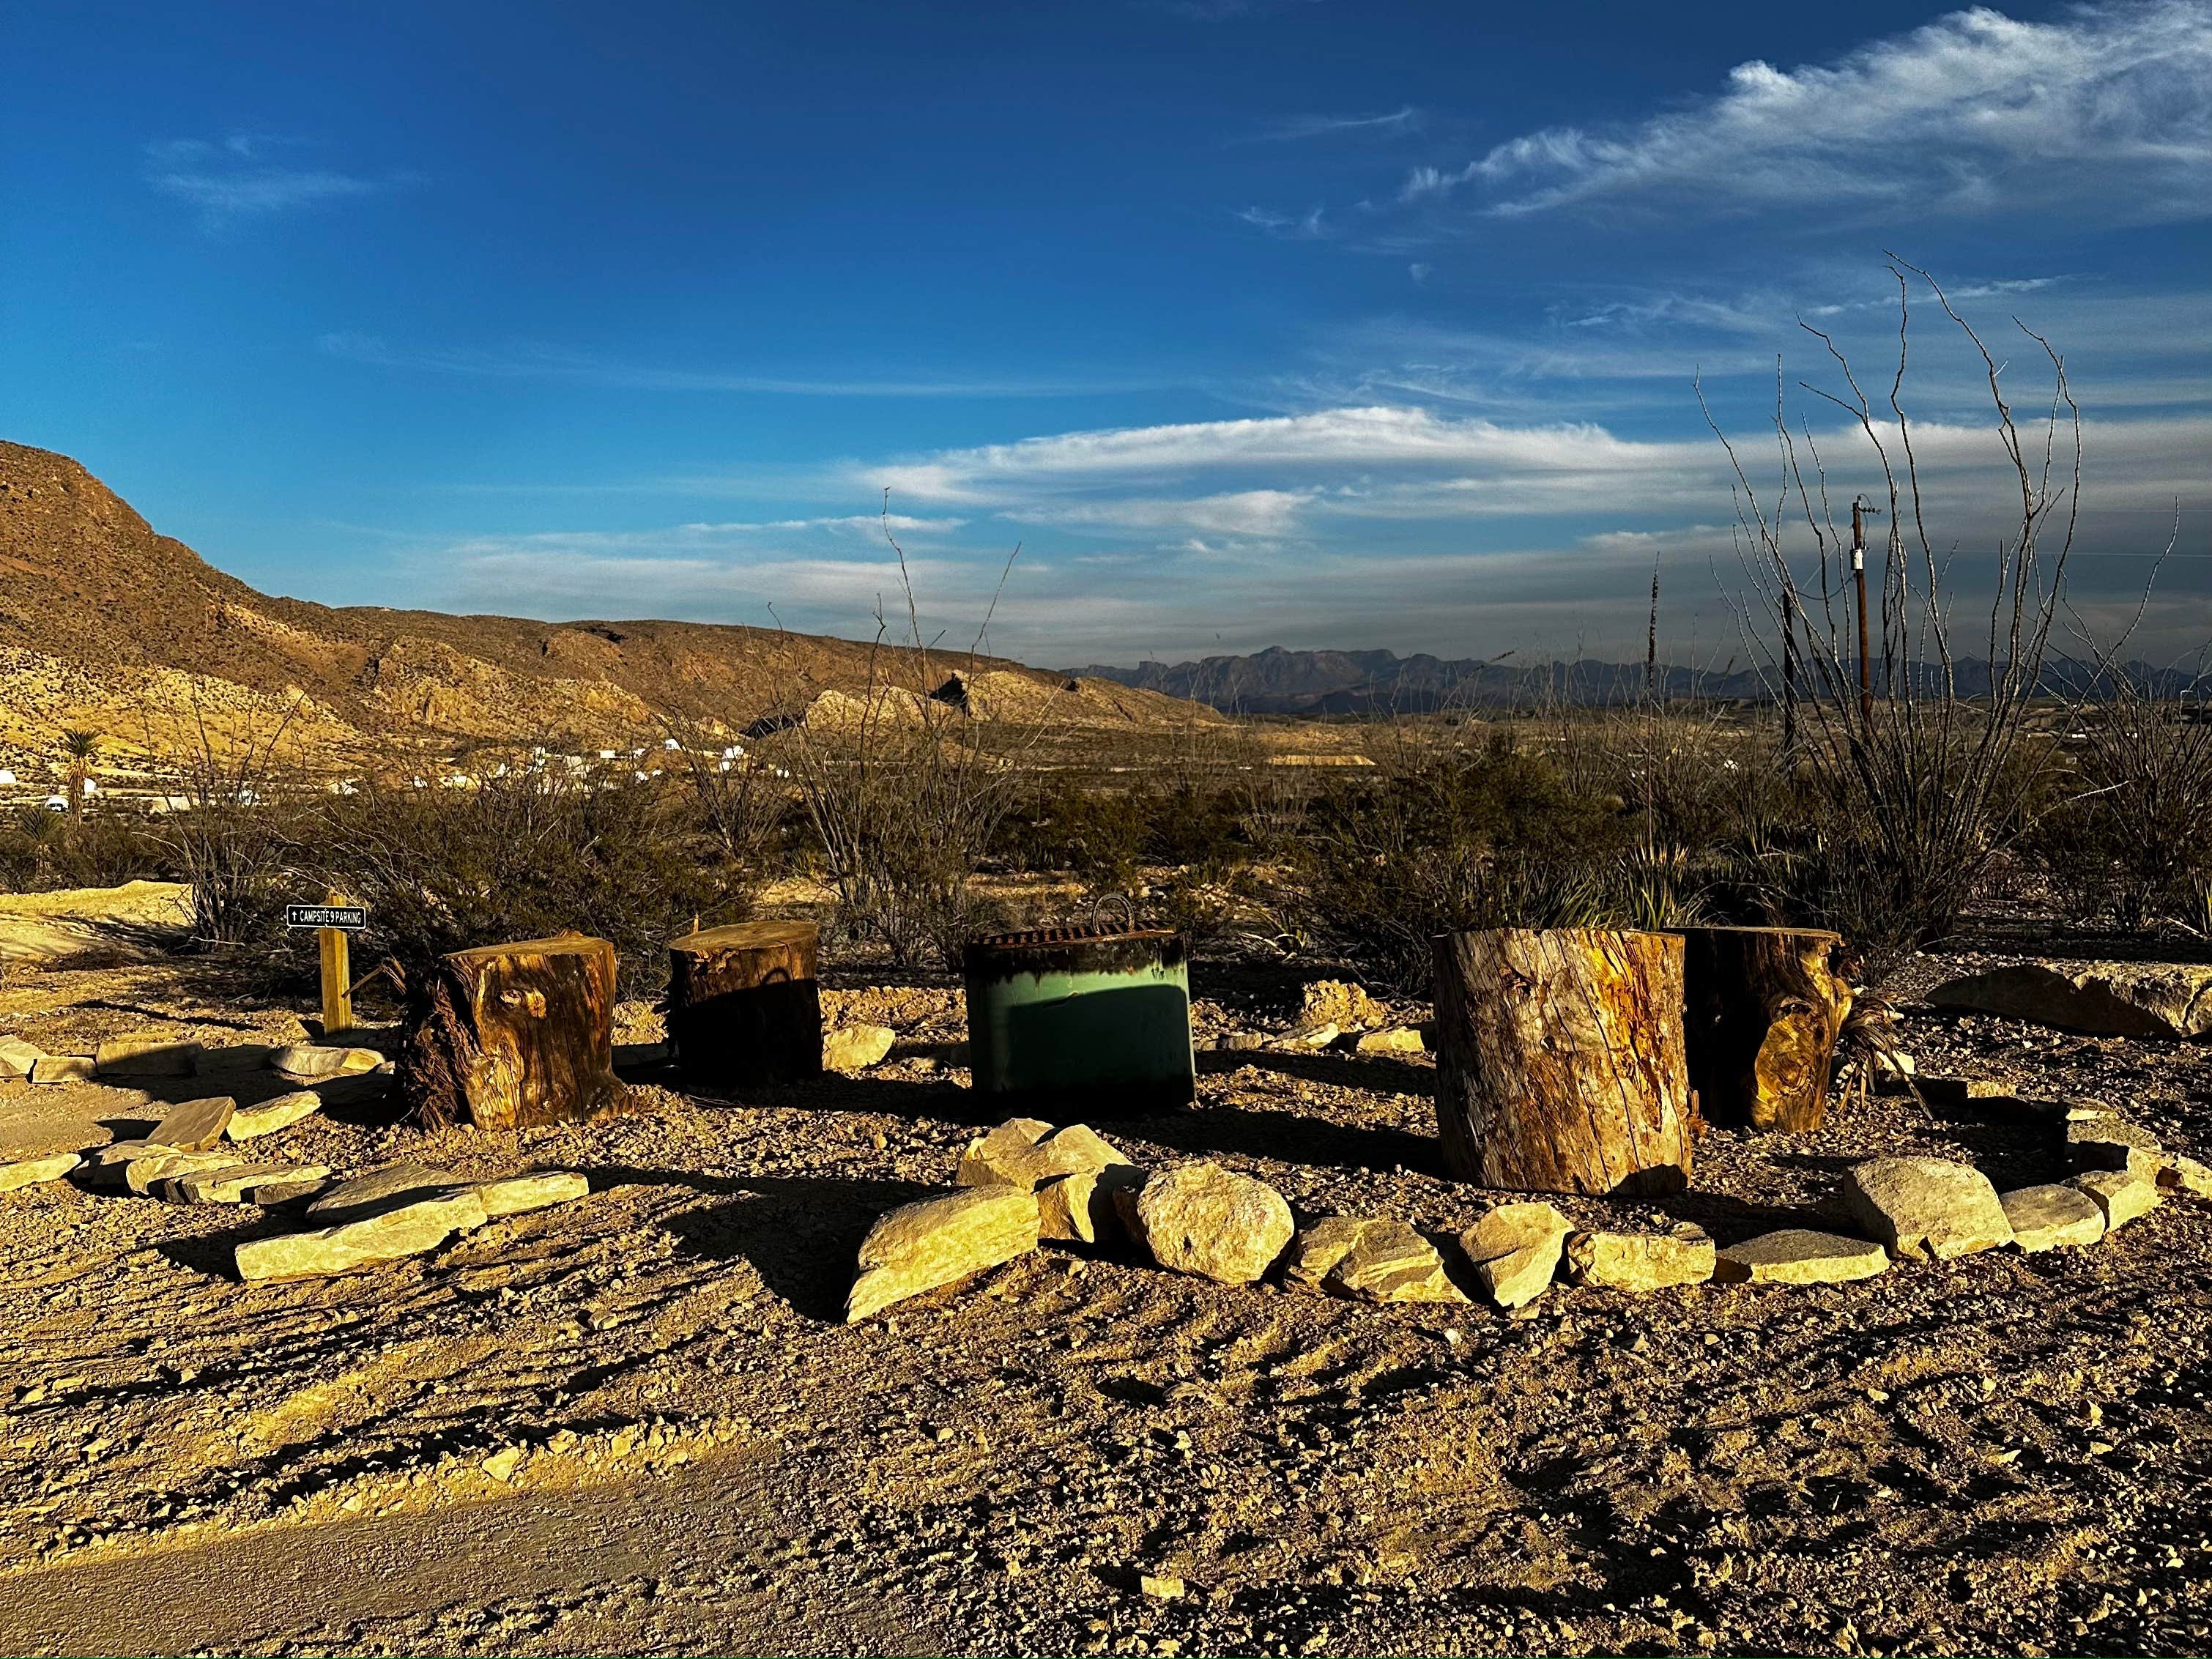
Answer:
(3, 943, 2211, 1657)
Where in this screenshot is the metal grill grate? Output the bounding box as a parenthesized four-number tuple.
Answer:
(972, 923, 1173, 949)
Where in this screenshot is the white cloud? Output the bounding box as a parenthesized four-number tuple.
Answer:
(146, 135, 406, 224)
(1408, 2, 2212, 222)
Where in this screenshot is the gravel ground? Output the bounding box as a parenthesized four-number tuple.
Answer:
(2, 946, 2211, 1656)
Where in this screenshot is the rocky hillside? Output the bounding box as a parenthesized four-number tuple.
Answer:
(0, 442, 1206, 776)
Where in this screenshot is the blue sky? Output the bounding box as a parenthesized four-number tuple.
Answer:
(7, 0, 2210, 666)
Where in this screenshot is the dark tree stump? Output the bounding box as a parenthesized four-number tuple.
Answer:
(1433, 927, 1696, 1196)
(400, 934, 626, 1129)
(1674, 925, 1852, 1133)
(669, 921, 823, 1086)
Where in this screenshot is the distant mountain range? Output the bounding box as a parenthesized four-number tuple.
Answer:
(1072, 645, 2211, 715)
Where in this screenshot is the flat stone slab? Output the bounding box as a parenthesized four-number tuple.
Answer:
(1928, 960, 2212, 1039)
(307, 1162, 459, 1223)
(1714, 1228, 1889, 1285)
(94, 1034, 200, 1078)
(2000, 1184, 2107, 1252)
(2071, 1170, 2161, 1231)
(1840, 1157, 2013, 1261)
(1458, 1203, 1571, 1309)
(1565, 1225, 1715, 1291)
(226, 1091, 323, 1141)
(149, 1096, 236, 1152)
(235, 1188, 491, 1282)
(2159, 1154, 2212, 1198)
(269, 1044, 385, 1081)
(29, 1055, 95, 1085)
(2066, 1118, 2163, 1176)
(125, 1149, 240, 1195)
(845, 1185, 1040, 1321)
(471, 1171, 590, 1217)
(0, 1036, 44, 1081)
(166, 1163, 333, 1205)
(0, 1151, 81, 1193)
(1132, 1162, 1294, 1285)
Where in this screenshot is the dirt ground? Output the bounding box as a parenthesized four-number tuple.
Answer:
(4, 932, 2212, 1658)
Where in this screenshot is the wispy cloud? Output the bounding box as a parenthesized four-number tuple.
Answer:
(145, 134, 409, 225)
(1233, 205, 1332, 240)
(1247, 106, 1420, 143)
(317, 331, 1168, 398)
(1403, 1, 2212, 223)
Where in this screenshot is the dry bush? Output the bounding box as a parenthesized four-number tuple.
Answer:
(149, 702, 307, 949)
(2029, 669, 2212, 931)
(1281, 731, 1636, 993)
(779, 509, 1045, 968)
(1705, 261, 2082, 981)
(305, 765, 746, 1000)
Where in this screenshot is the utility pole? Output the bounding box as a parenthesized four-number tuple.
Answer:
(1851, 497, 1880, 724)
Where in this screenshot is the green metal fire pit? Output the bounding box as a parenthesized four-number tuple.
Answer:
(962, 923, 1195, 1114)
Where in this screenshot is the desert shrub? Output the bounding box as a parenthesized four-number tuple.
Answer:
(305, 771, 746, 998)
(2028, 689, 2212, 930)
(1283, 733, 1641, 992)
(992, 778, 1151, 887)
(0, 809, 173, 893)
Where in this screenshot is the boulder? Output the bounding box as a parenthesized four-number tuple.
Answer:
(1035, 1165, 1143, 1245)
(1713, 1228, 1890, 1285)
(226, 1091, 323, 1141)
(1132, 1162, 1294, 1285)
(307, 1162, 458, 1222)
(2000, 1184, 2107, 1252)
(1926, 960, 2212, 1039)
(150, 1095, 236, 1152)
(1565, 1223, 1716, 1291)
(2065, 1118, 2163, 1177)
(1299, 979, 1389, 1032)
(0, 1151, 81, 1193)
(269, 1044, 385, 1081)
(29, 1055, 95, 1086)
(235, 1188, 490, 1283)
(94, 1034, 200, 1079)
(845, 1185, 1040, 1321)
(472, 1170, 590, 1217)
(958, 1119, 1127, 1188)
(2070, 1170, 2161, 1232)
(823, 1025, 897, 1072)
(1840, 1157, 2013, 1261)
(1284, 1216, 1465, 1304)
(1354, 1027, 1428, 1056)
(0, 1036, 44, 1081)
(167, 1163, 333, 1205)
(1458, 1202, 1572, 1309)
(2159, 1154, 2212, 1198)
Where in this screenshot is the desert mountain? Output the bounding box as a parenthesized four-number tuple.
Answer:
(0, 441, 1207, 776)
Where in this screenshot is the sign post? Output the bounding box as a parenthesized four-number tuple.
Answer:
(286, 894, 368, 1037)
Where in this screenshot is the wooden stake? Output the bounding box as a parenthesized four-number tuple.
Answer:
(319, 888, 355, 1039)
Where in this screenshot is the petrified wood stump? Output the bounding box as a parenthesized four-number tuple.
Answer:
(401, 934, 625, 1129)
(1674, 924, 1852, 1133)
(669, 920, 823, 1086)
(1433, 927, 1696, 1196)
